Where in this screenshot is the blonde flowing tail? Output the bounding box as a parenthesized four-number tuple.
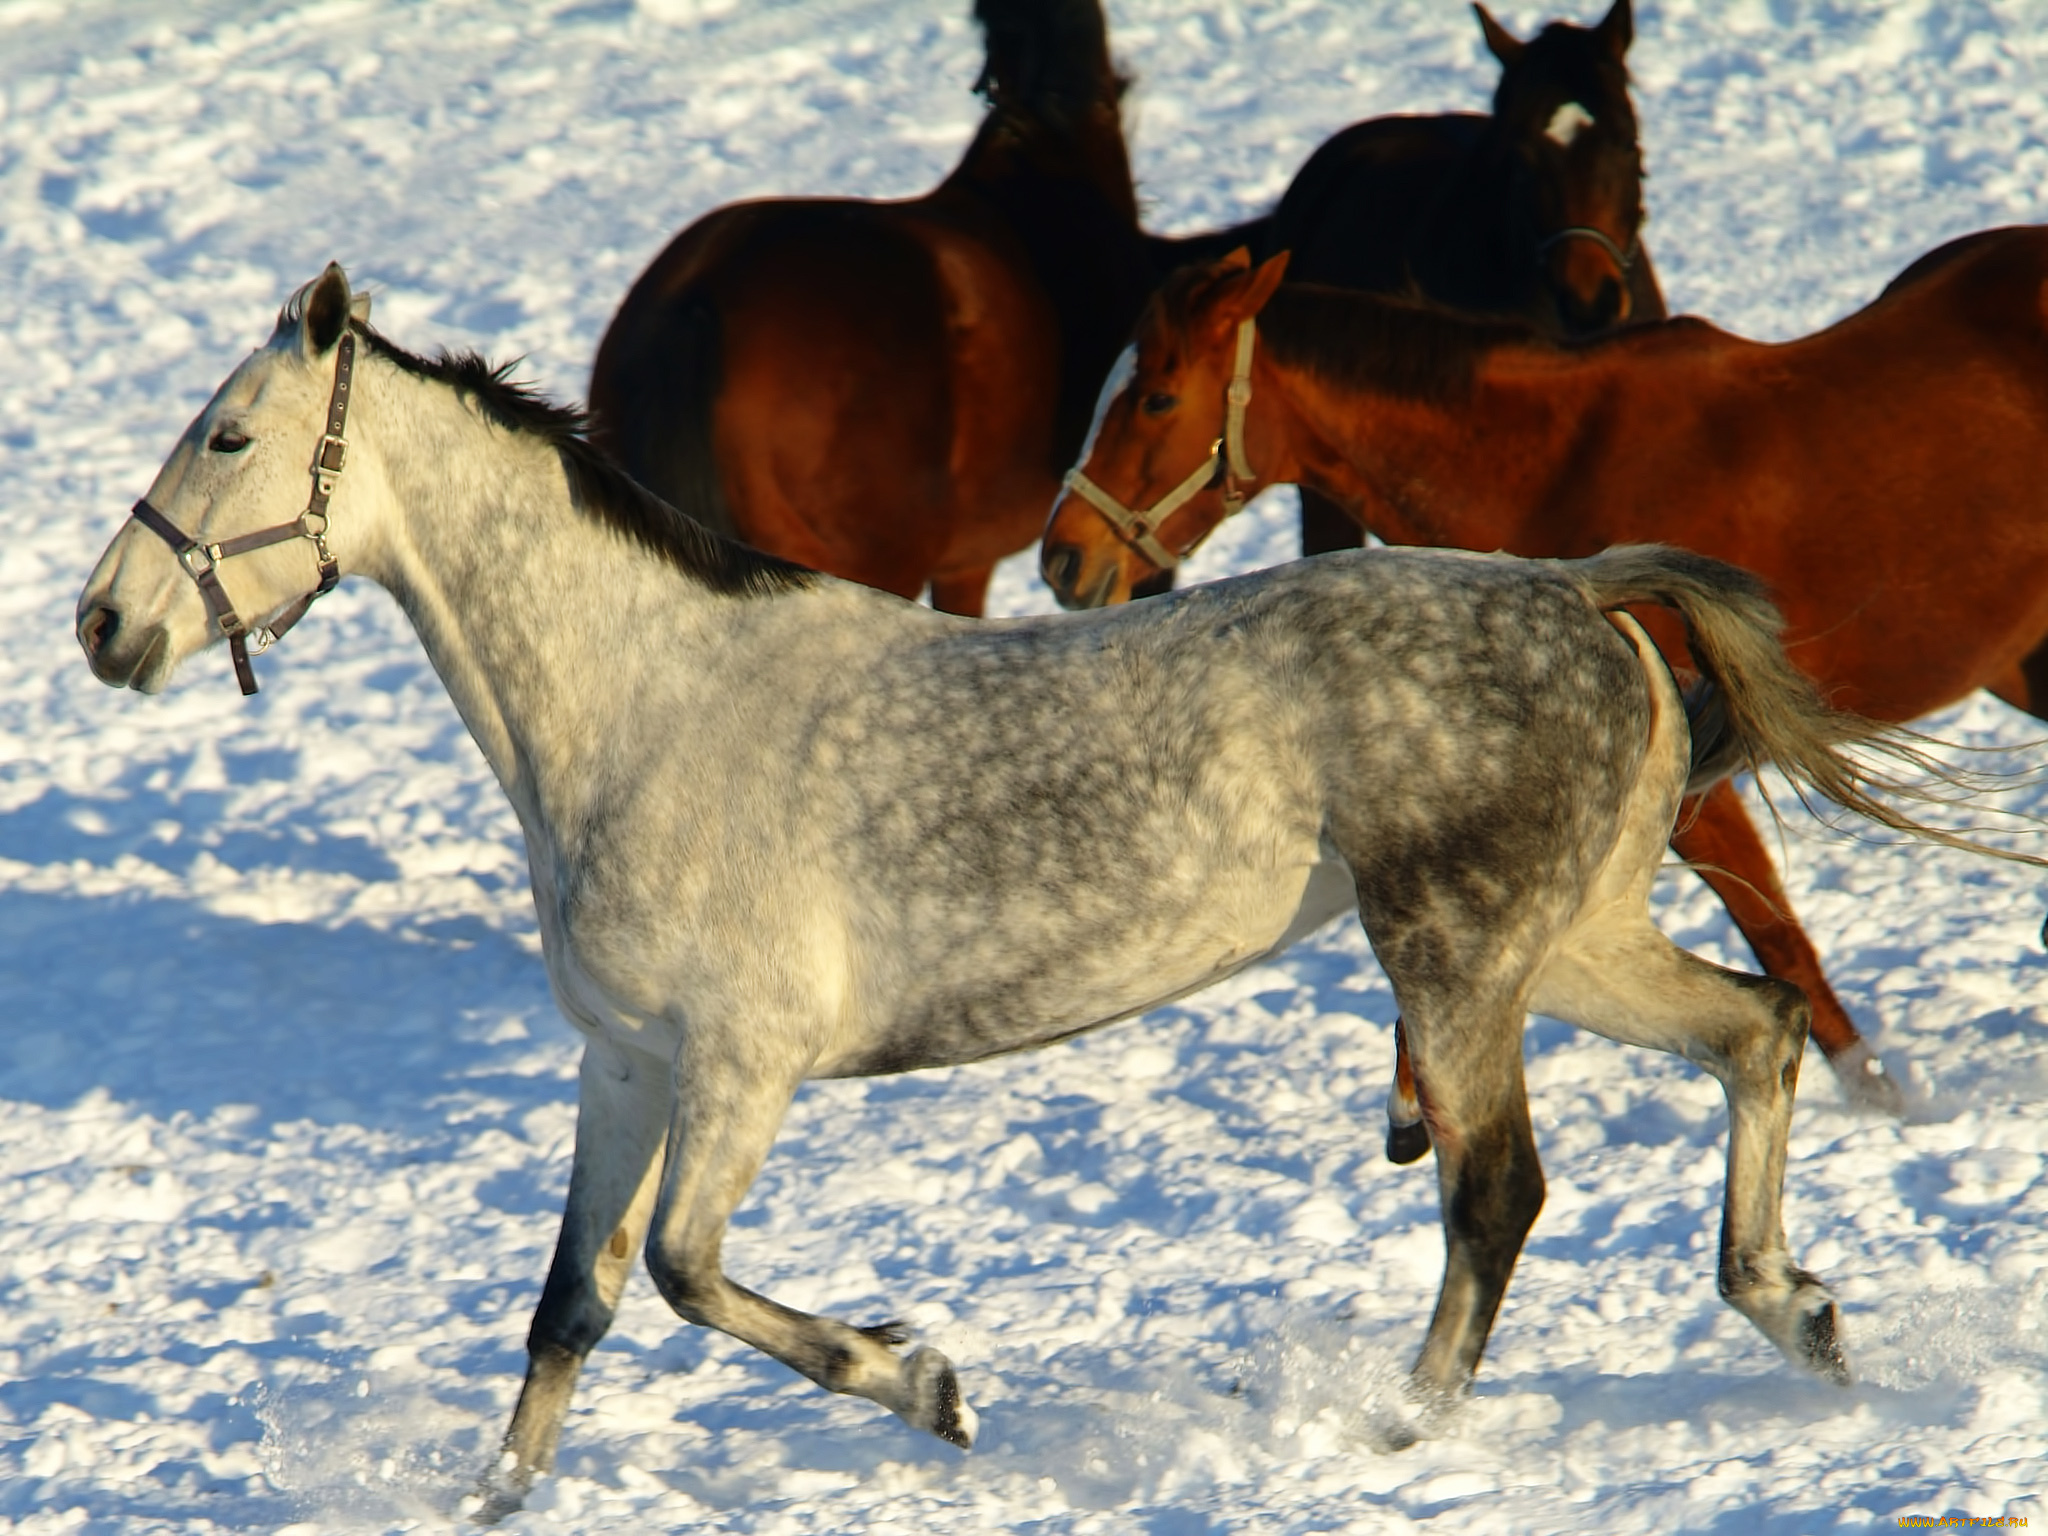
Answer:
(1564, 543, 2045, 866)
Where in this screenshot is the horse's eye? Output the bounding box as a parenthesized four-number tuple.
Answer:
(1141, 392, 1176, 416)
(209, 429, 251, 454)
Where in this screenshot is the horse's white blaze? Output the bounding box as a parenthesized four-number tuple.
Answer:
(1073, 343, 1136, 472)
(1545, 101, 1595, 146)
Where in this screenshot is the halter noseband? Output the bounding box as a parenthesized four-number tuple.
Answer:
(130, 331, 353, 696)
(1533, 225, 1640, 278)
(1061, 318, 1258, 574)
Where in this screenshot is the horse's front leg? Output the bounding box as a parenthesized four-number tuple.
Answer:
(474, 1037, 671, 1524)
(643, 1033, 977, 1449)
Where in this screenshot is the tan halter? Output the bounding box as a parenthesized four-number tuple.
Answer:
(1061, 319, 1258, 573)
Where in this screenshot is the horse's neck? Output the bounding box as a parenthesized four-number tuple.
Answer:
(353, 370, 719, 846)
(1261, 333, 1605, 549)
(1410, 141, 1529, 314)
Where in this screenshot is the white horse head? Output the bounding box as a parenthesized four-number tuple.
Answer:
(78, 263, 374, 694)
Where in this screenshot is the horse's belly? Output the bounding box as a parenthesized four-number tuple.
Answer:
(813, 846, 1357, 1079)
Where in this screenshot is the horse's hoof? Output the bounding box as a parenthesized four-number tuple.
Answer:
(903, 1345, 977, 1449)
(465, 1470, 530, 1527)
(1798, 1298, 1851, 1386)
(1827, 1040, 1906, 1117)
(1386, 1116, 1432, 1165)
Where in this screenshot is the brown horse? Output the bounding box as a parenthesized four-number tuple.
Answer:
(1273, 0, 1667, 560)
(589, 0, 1156, 617)
(1040, 236, 2048, 1131)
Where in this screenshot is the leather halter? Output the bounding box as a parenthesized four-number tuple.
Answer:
(130, 332, 353, 696)
(1061, 318, 1257, 573)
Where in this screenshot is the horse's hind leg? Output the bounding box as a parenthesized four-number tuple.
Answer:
(643, 1035, 977, 1449)
(1396, 986, 1546, 1402)
(1672, 782, 1901, 1114)
(1531, 921, 1850, 1382)
(479, 1038, 672, 1523)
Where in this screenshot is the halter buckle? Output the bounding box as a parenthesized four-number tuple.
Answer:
(180, 543, 220, 579)
(314, 433, 348, 497)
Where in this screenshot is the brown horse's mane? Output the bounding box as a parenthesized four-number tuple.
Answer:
(351, 323, 815, 597)
(1253, 283, 1541, 404)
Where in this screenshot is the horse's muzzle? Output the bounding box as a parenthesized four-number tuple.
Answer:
(76, 601, 164, 691)
(1040, 540, 1116, 611)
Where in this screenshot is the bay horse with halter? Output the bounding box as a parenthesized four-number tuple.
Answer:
(587, 0, 1156, 618)
(1041, 236, 2048, 1153)
(79, 265, 1965, 1516)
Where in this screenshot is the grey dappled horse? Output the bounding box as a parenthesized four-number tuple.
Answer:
(81, 267, 1899, 1519)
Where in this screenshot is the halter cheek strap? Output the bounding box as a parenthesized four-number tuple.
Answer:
(1062, 318, 1258, 575)
(130, 332, 353, 696)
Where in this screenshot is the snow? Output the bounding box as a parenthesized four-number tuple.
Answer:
(4, 1, 2046, 1531)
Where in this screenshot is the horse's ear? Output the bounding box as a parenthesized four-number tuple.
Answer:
(349, 290, 373, 325)
(1212, 251, 1291, 331)
(1241, 250, 1291, 316)
(302, 262, 353, 359)
(1218, 246, 1254, 275)
(1596, 0, 1633, 59)
(1473, 3, 1523, 66)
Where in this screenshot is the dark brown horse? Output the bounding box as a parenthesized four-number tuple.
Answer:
(1272, 0, 1667, 559)
(1040, 236, 2048, 1132)
(589, 0, 1155, 616)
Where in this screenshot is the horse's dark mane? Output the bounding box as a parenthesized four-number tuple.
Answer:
(1254, 284, 1543, 404)
(973, 0, 1128, 127)
(350, 322, 814, 597)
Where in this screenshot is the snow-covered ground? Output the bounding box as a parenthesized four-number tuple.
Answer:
(4, 1, 2046, 1530)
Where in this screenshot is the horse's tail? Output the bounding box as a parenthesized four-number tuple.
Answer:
(588, 294, 733, 538)
(1564, 543, 2046, 866)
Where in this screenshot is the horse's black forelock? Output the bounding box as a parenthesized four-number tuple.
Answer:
(1499, 17, 1639, 139)
(349, 321, 814, 598)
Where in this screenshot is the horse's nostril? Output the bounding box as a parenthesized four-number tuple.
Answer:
(1042, 543, 1081, 594)
(79, 605, 116, 658)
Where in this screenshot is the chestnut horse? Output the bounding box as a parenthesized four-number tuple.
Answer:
(1272, 0, 1667, 560)
(589, 0, 1157, 616)
(1041, 237, 2048, 1137)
